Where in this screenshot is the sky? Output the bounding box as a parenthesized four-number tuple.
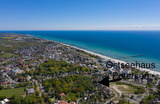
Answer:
(0, 0, 160, 30)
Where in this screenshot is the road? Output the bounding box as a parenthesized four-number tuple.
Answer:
(3, 73, 16, 84)
(104, 88, 118, 104)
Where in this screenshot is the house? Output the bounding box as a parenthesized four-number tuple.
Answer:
(10, 67, 24, 75)
(122, 69, 131, 74)
(0, 77, 8, 85)
(0, 51, 4, 54)
(2, 82, 8, 85)
(15, 37, 23, 41)
(147, 77, 154, 83)
(3, 99, 9, 103)
(108, 68, 115, 73)
(154, 98, 160, 104)
(59, 93, 65, 97)
(2, 68, 9, 72)
(20, 94, 26, 97)
(0, 101, 5, 104)
(18, 77, 27, 82)
(27, 75, 31, 81)
(156, 79, 160, 86)
(18, 59, 25, 63)
(57, 100, 68, 104)
(151, 88, 157, 92)
(70, 102, 76, 104)
(108, 66, 123, 74)
(0, 98, 9, 104)
(18, 75, 31, 82)
(27, 88, 35, 94)
(23, 65, 28, 68)
(25, 68, 31, 72)
(142, 79, 147, 84)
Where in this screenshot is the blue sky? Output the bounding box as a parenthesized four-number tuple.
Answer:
(0, 0, 160, 30)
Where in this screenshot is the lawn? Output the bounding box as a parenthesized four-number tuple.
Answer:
(0, 87, 25, 97)
(116, 85, 134, 94)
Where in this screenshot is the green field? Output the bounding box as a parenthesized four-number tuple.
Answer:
(0, 87, 25, 97)
(113, 82, 146, 94)
(0, 53, 19, 58)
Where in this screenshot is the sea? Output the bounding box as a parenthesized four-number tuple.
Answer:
(0, 31, 160, 72)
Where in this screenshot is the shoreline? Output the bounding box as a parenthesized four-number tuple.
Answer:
(61, 42, 160, 76)
(31, 35, 160, 76)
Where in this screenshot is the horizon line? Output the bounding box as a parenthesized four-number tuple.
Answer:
(0, 30, 160, 31)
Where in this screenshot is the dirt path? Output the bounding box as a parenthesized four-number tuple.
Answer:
(112, 86, 122, 97)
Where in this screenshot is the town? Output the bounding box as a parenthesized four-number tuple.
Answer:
(0, 33, 160, 104)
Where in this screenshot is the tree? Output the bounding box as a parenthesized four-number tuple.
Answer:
(0, 96, 6, 100)
(0, 85, 3, 90)
(130, 95, 134, 99)
(12, 96, 21, 104)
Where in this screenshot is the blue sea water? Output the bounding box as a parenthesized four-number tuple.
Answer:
(0, 31, 160, 72)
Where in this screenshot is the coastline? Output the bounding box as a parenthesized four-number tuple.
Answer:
(31, 35, 160, 76)
(61, 42, 160, 76)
